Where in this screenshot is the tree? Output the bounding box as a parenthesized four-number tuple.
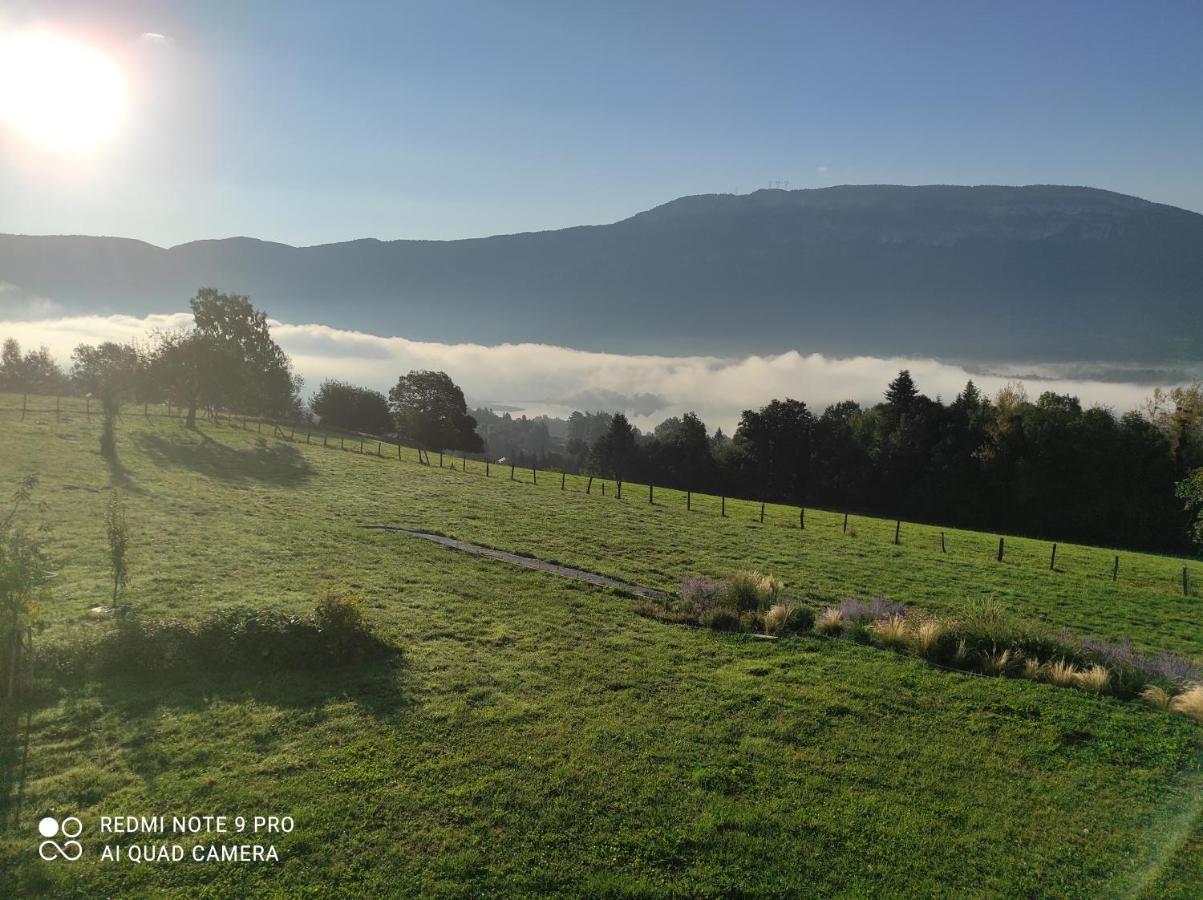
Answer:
(189, 288, 301, 417)
(734, 399, 815, 503)
(149, 289, 301, 425)
(1176, 469, 1203, 548)
(72, 342, 145, 456)
(650, 411, 717, 490)
(105, 492, 129, 608)
(311, 380, 393, 434)
(71, 342, 145, 413)
(1, 476, 48, 695)
(0, 338, 70, 394)
(149, 329, 218, 427)
(388, 370, 483, 454)
(589, 413, 638, 480)
(885, 369, 919, 408)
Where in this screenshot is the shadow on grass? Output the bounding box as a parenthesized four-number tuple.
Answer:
(134, 429, 314, 486)
(0, 653, 411, 821)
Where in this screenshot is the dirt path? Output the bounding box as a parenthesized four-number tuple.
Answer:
(361, 525, 670, 601)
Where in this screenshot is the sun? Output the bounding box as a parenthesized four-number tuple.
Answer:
(0, 31, 127, 155)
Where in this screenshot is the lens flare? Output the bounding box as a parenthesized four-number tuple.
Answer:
(0, 30, 127, 155)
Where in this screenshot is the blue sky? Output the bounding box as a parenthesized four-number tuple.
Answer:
(2, 0, 1201, 246)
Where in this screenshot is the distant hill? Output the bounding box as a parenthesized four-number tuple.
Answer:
(2, 184, 1201, 361)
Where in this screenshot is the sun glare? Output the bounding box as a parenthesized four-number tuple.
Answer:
(0, 30, 127, 155)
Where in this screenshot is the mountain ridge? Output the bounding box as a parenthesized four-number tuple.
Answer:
(2, 184, 1201, 361)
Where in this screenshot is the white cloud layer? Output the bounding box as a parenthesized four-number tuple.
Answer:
(0, 313, 1191, 432)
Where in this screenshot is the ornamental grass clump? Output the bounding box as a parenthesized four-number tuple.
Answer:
(1043, 659, 1080, 689)
(910, 618, 945, 661)
(1170, 684, 1203, 723)
(1072, 664, 1111, 694)
(871, 615, 910, 651)
(1139, 685, 1174, 710)
(815, 607, 844, 636)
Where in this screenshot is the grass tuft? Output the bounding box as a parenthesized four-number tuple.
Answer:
(1140, 685, 1174, 710)
(1169, 684, 1203, 723)
(1072, 664, 1111, 694)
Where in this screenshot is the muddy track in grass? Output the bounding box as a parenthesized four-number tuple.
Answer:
(360, 525, 671, 601)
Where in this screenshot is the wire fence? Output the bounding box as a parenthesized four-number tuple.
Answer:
(4, 392, 1201, 600)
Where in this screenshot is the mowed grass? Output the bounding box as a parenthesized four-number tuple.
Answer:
(0, 402, 1201, 896)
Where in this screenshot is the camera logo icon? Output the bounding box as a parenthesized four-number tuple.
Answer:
(38, 816, 84, 861)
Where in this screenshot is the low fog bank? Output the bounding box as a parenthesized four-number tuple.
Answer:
(1, 312, 1195, 432)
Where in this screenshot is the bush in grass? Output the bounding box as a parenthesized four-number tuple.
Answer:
(722, 571, 782, 612)
(679, 576, 724, 615)
(785, 604, 814, 635)
(44, 593, 391, 678)
(701, 607, 741, 632)
(836, 597, 909, 626)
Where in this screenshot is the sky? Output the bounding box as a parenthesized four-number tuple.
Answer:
(1, 0, 1202, 247)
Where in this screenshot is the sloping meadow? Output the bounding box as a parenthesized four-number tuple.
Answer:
(1, 407, 1200, 896)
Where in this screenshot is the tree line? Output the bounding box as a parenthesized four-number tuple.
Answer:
(3, 288, 1202, 554)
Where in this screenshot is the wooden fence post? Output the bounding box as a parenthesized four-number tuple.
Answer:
(1049, 544, 1057, 571)
(601, 482, 606, 496)
(561, 472, 566, 490)
(617, 481, 622, 499)
(721, 496, 726, 517)
(340, 436, 345, 450)
(940, 532, 946, 553)
(486, 459, 490, 476)
(22, 394, 27, 421)
(799, 507, 804, 529)
(842, 512, 848, 534)
(894, 520, 900, 545)
(686, 490, 691, 511)
(257, 419, 262, 432)
(510, 464, 515, 481)
(586, 476, 593, 494)
(306, 431, 311, 444)
(759, 502, 765, 524)
(1184, 567, 1190, 596)
(533, 465, 537, 484)
(997, 538, 1005, 562)
(649, 483, 654, 504)
(359, 437, 364, 453)
(1112, 556, 1119, 581)
(378, 441, 383, 457)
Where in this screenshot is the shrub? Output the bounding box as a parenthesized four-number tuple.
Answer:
(871, 615, 909, 651)
(1140, 685, 1174, 710)
(1023, 657, 1043, 680)
(723, 571, 764, 612)
(1170, 684, 1203, 723)
(785, 605, 815, 635)
(41, 594, 392, 679)
(701, 608, 741, 632)
(679, 576, 724, 615)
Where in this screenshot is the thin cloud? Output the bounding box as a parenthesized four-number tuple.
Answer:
(0, 313, 1186, 432)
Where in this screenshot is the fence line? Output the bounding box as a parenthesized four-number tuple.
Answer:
(5, 392, 1200, 598)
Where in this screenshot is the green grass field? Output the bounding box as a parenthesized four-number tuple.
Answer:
(1, 398, 1201, 896)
